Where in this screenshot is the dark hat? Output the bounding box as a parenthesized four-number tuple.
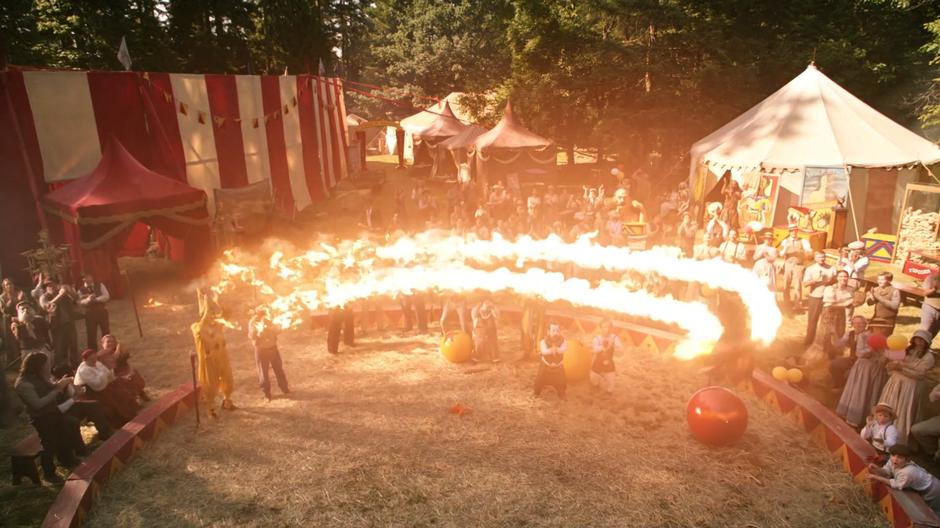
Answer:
(81, 349, 96, 360)
(889, 444, 913, 457)
(15, 300, 31, 310)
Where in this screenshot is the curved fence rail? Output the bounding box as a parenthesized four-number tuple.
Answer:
(38, 305, 940, 527)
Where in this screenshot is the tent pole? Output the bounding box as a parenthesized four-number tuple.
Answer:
(845, 165, 860, 242)
(1, 69, 49, 232)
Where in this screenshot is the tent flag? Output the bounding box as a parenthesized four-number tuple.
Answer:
(117, 36, 132, 71)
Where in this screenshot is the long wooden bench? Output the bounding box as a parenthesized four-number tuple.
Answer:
(10, 433, 42, 485)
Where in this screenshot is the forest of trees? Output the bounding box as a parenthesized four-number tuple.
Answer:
(2, 0, 939, 174)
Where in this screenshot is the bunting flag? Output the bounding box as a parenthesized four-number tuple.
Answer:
(0, 68, 348, 216)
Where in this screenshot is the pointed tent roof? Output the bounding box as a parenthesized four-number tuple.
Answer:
(400, 93, 473, 134)
(474, 101, 553, 151)
(691, 64, 940, 172)
(412, 101, 469, 140)
(45, 138, 207, 222)
(441, 124, 489, 151)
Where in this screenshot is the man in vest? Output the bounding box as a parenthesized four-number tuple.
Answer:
(78, 273, 110, 350)
(867, 271, 900, 336)
(534, 322, 567, 399)
(779, 227, 812, 314)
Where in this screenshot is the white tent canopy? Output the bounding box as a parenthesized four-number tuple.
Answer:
(400, 93, 473, 135)
(691, 64, 940, 183)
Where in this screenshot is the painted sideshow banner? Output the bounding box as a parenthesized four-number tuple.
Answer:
(738, 172, 779, 228)
(801, 166, 848, 206)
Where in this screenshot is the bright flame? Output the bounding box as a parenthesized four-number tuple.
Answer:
(207, 230, 781, 359)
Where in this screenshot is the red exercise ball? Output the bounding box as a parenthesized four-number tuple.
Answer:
(686, 386, 749, 445)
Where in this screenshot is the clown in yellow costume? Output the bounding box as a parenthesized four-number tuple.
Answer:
(192, 289, 235, 418)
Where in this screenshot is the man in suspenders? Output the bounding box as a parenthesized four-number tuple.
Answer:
(78, 274, 110, 350)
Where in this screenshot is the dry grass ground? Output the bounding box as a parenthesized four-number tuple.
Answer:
(0, 161, 896, 526)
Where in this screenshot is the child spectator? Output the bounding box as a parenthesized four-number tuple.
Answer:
(591, 319, 619, 395)
(534, 322, 566, 399)
(860, 403, 898, 462)
(868, 444, 940, 516)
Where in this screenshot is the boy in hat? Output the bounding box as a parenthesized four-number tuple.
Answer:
(752, 230, 778, 263)
(860, 402, 898, 462)
(868, 444, 940, 515)
(534, 322, 567, 399)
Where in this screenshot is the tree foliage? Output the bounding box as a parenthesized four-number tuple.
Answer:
(2, 0, 938, 172)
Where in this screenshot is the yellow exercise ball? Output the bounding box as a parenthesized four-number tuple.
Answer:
(440, 331, 473, 363)
(563, 339, 591, 382)
(701, 284, 717, 297)
(887, 334, 908, 351)
(771, 366, 788, 381)
(787, 368, 804, 384)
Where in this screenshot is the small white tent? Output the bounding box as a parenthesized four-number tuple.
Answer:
(390, 93, 473, 163)
(690, 64, 940, 237)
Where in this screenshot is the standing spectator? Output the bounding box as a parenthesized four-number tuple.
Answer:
(471, 300, 499, 363)
(34, 276, 80, 369)
(716, 229, 747, 265)
(752, 252, 778, 292)
(360, 201, 384, 231)
(835, 317, 887, 427)
(1, 278, 24, 361)
(719, 175, 741, 230)
(703, 203, 728, 249)
(860, 403, 898, 462)
(591, 319, 619, 395)
(921, 267, 940, 338)
(803, 251, 835, 346)
(326, 305, 355, 355)
(868, 444, 940, 515)
(867, 272, 900, 336)
(676, 212, 697, 257)
(751, 231, 777, 263)
(818, 270, 855, 357)
(879, 330, 935, 444)
(440, 295, 468, 336)
(779, 228, 811, 314)
(248, 306, 289, 401)
(77, 273, 110, 350)
(842, 241, 870, 291)
(534, 322, 567, 400)
(14, 352, 83, 484)
(399, 291, 428, 334)
(11, 300, 53, 379)
(912, 381, 940, 463)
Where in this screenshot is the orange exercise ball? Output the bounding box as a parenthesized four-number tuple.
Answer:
(687, 386, 749, 445)
(440, 331, 472, 363)
(563, 339, 591, 382)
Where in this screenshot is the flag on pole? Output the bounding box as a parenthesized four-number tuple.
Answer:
(117, 36, 132, 71)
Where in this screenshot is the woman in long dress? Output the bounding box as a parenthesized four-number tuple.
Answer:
(879, 332, 936, 444)
(835, 318, 887, 427)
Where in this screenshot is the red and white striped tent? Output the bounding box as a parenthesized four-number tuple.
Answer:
(0, 67, 350, 284)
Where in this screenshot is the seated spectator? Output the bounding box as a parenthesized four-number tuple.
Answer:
(879, 330, 935, 444)
(14, 352, 84, 484)
(835, 318, 887, 427)
(860, 403, 898, 462)
(868, 444, 940, 516)
(74, 348, 139, 426)
(98, 335, 149, 402)
(912, 380, 940, 463)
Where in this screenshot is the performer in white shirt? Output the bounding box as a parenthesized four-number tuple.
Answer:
(779, 227, 812, 313)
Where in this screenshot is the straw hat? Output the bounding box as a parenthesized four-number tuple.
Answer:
(872, 402, 896, 419)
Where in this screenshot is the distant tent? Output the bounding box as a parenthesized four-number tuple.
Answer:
(473, 100, 555, 187)
(44, 139, 211, 295)
(690, 64, 940, 237)
(396, 93, 473, 163)
(436, 124, 488, 181)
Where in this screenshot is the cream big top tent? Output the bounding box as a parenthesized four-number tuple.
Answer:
(690, 63, 940, 238)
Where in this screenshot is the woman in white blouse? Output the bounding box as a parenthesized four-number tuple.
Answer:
(74, 349, 138, 425)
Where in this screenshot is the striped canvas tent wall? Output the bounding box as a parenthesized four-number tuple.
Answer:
(0, 68, 349, 281)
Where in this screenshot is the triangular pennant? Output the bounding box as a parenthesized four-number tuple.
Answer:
(283, 104, 290, 115)
(651, 336, 673, 355)
(141, 72, 150, 81)
(252, 118, 259, 128)
(626, 329, 647, 348)
(807, 423, 828, 449)
(233, 117, 241, 124)
(762, 390, 782, 412)
(153, 417, 167, 437)
(213, 116, 226, 128)
(617, 331, 633, 348)
(638, 335, 658, 354)
(132, 436, 146, 454)
(197, 111, 206, 124)
(291, 95, 298, 106)
(109, 456, 125, 478)
(162, 91, 173, 103)
(179, 102, 188, 115)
